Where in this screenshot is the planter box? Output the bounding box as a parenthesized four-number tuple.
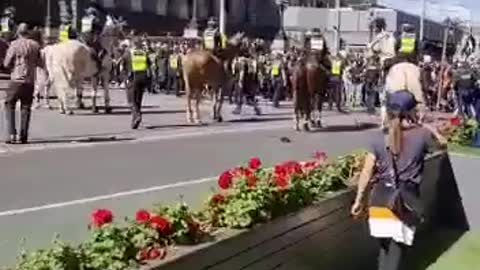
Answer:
(144, 152, 469, 270)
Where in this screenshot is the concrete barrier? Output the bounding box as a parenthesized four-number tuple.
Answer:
(145, 152, 469, 270)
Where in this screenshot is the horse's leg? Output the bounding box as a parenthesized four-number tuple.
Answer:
(184, 74, 194, 124)
(317, 88, 324, 128)
(292, 83, 300, 131)
(194, 90, 202, 124)
(91, 77, 99, 113)
(45, 77, 53, 110)
(102, 73, 112, 113)
(215, 86, 224, 122)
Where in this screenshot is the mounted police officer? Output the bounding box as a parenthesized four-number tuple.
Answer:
(306, 28, 328, 56)
(368, 17, 396, 73)
(81, 1, 107, 72)
(396, 23, 418, 63)
(1, 6, 17, 41)
(203, 17, 221, 53)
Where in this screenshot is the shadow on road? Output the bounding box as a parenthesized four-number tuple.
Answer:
(26, 136, 135, 145)
(313, 122, 379, 132)
(144, 123, 202, 130)
(227, 116, 292, 123)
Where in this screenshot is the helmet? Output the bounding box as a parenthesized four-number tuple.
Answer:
(86, 7, 99, 16)
(401, 23, 415, 33)
(207, 17, 217, 27)
(372, 17, 386, 31)
(3, 6, 16, 16)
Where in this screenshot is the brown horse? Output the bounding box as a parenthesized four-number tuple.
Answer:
(0, 38, 8, 73)
(291, 50, 330, 131)
(182, 33, 244, 124)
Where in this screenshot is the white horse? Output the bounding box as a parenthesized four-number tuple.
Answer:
(44, 40, 98, 114)
(77, 17, 126, 113)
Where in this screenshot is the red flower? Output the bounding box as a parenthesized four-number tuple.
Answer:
(135, 209, 151, 223)
(247, 175, 258, 187)
(274, 165, 287, 177)
(138, 248, 149, 261)
(91, 209, 113, 228)
(274, 175, 289, 189)
(218, 171, 233, 189)
(249, 157, 262, 170)
(449, 117, 461, 126)
(283, 161, 303, 175)
(210, 194, 226, 205)
(313, 151, 328, 162)
(303, 161, 318, 170)
(150, 216, 172, 235)
(148, 248, 162, 260)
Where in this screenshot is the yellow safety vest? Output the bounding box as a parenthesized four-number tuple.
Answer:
(400, 36, 415, 54)
(204, 31, 215, 50)
(271, 64, 280, 76)
(59, 25, 70, 42)
(169, 54, 178, 69)
(221, 34, 227, 49)
(332, 61, 342, 76)
(131, 50, 148, 72)
(1, 18, 10, 33)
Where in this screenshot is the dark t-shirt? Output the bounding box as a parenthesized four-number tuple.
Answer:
(368, 127, 434, 184)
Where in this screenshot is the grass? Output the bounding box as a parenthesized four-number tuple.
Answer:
(426, 231, 480, 270)
(448, 144, 480, 157)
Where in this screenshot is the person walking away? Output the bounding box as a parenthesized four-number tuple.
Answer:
(364, 57, 382, 114)
(350, 59, 364, 108)
(80, 4, 106, 74)
(123, 38, 151, 129)
(351, 90, 447, 270)
(2, 23, 42, 144)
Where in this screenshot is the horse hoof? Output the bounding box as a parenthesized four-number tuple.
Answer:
(105, 107, 112, 114)
(216, 116, 223, 123)
(316, 120, 322, 128)
(47, 106, 53, 110)
(60, 110, 66, 115)
(77, 103, 85, 110)
(294, 125, 301, 132)
(92, 108, 99, 114)
(67, 110, 74, 116)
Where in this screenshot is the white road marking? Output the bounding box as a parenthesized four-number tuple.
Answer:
(0, 177, 216, 217)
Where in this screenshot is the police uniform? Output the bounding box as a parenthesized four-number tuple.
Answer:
(232, 56, 261, 115)
(81, 7, 105, 70)
(125, 45, 151, 129)
(270, 55, 285, 108)
(203, 19, 221, 52)
(167, 49, 182, 96)
(396, 24, 418, 63)
(1, 8, 16, 41)
(329, 56, 344, 111)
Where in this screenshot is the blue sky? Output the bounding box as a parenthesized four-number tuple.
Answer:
(378, 0, 477, 22)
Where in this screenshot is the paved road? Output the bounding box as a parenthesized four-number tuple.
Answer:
(0, 83, 383, 266)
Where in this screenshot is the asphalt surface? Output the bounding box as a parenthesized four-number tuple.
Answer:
(0, 83, 384, 266)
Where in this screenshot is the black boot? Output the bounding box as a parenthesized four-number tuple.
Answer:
(131, 108, 142, 130)
(19, 108, 32, 144)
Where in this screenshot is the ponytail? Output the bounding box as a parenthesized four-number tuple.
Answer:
(387, 114, 402, 156)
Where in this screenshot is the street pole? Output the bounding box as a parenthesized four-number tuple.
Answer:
(437, 19, 450, 110)
(219, 0, 226, 36)
(190, 0, 198, 28)
(334, 0, 341, 55)
(45, 0, 52, 38)
(71, 0, 78, 31)
(420, 0, 425, 42)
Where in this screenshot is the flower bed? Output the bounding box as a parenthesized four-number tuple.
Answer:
(10, 151, 366, 270)
(437, 116, 480, 156)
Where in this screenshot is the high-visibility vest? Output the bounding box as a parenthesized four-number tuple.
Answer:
(400, 34, 416, 54)
(311, 37, 324, 51)
(131, 50, 148, 72)
(271, 64, 280, 76)
(59, 25, 70, 42)
(1, 17, 10, 33)
(169, 54, 178, 69)
(221, 34, 227, 49)
(204, 30, 216, 50)
(331, 60, 342, 76)
(81, 17, 93, 33)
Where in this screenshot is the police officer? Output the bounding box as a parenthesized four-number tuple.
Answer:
(167, 45, 182, 97)
(453, 61, 479, 119)
(203, 17, 221, 52)
(368, 17, 396, 72)
(396, 23, 418, 63)
(124, 38, 151, 129)
(329, 53, 344, 111)
(59, 14, 76, 43)
(1, 6, 16, 41)
(270, 53, 287, 108)
(81, 3, 106, 71)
